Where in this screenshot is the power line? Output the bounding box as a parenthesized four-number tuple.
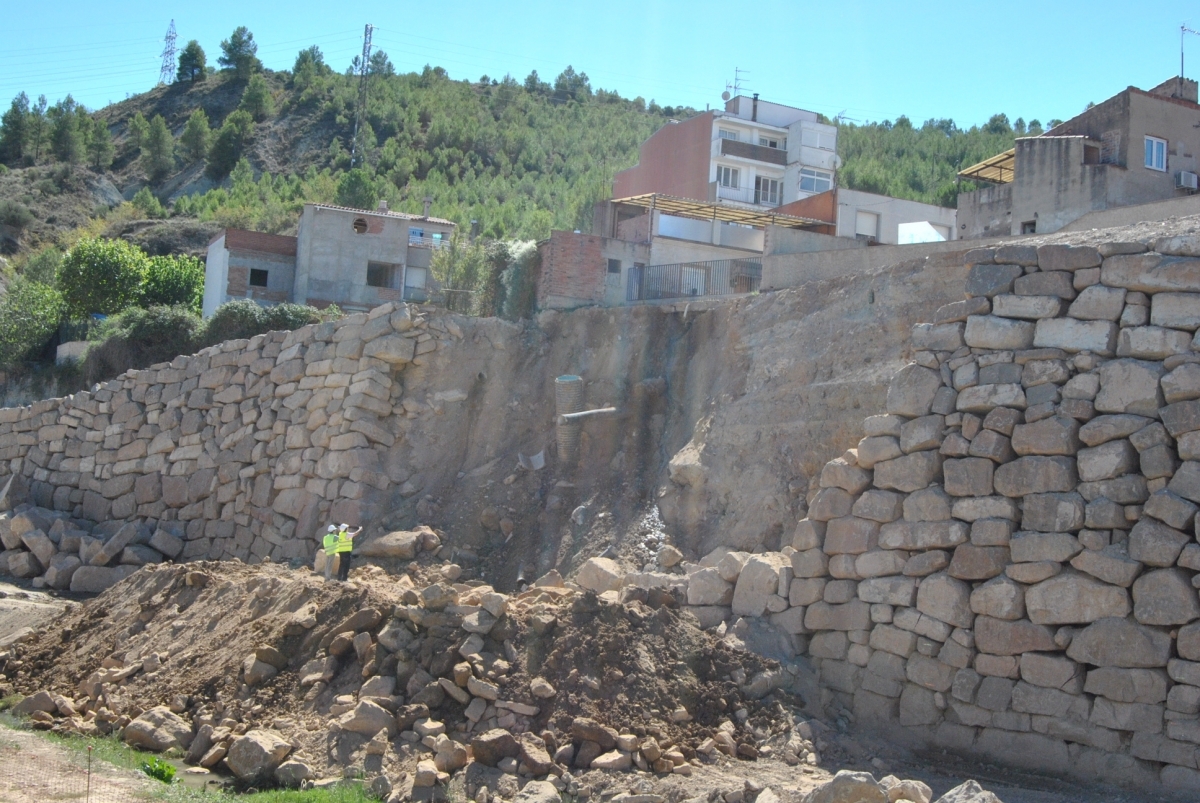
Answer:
(158, 20, 177, 86)
(350, 23, 374, 168)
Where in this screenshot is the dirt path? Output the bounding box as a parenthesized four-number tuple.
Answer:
(0, 723, 154, 803)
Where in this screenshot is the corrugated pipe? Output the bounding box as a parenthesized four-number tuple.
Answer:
(554, 375, 584, 466)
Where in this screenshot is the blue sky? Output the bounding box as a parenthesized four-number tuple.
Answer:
(5, 1, 1200, 128)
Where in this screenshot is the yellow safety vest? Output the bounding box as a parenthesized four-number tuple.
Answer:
(323, 533, 337, 554)
(334, 531, 354, 553)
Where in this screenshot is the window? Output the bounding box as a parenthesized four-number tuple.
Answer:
(718, 128, 739, 141)
(801, 128, 836, 150)
(1145, 136, 1167, 171)
(408, 226, 424, 244)
(1021, 220, 1037, 234)
(717, 165, 740, 188)
(367, 261, 398, 288)
(855, 210, 879, 241)
(799, 168, 832, 194)
(754, 177, 780, 205)
(758, 136, 783, 149)
(249, 269, 269, 288)
(607, 258, 621, 274)
(353, 218, 368, 234)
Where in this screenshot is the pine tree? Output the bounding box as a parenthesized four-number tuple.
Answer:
(27, 95, 48, 163)
(128, 111, 149, 151)
(206, 110, 254, 178)
(180, 108, 211, 163)
(238, 74, 274, 122)
(50, 96, 83, 166)
(143, 114, 175, 183)
(0, 93, 30, 165)
(87, 117, 114, 171)
(177, 40, 206, 83)
(219, 27, 261, 81)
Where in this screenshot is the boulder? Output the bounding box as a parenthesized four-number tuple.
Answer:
(471, 728, 521, 766)
(731, 554, 789, 616)
(576, 557, 624, 593)
(69, 565, 135, 593)
(513, 781, 562, 803)
(224, 730, 293, 782)
(873, 452, 943, 493)
(274, 760, 314, 788)
(974, 616, 1058, 655)
(1131, 569, 1200, 626)
(1033, 318, 1117, 354)
(339, 700, 396, 737)
(122, 706, 193, 752)
(933, 780, 1003, 803)
(887, 364, 943, 418)
(357, 530, 421, 559)
(993, 456, 1077, 497)
(806, 770, 887, 803)
(1094, 359, 1166, 416)
(687, 568, 733, 606)
(1010, 416, 1080, 456)
(915, 573, 973, 629)
(969, 575, 1025, 620)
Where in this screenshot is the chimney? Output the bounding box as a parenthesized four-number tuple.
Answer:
(752, 93, 759, 122)
(422, 196, 433, 218)
(377, 200, 388, 212)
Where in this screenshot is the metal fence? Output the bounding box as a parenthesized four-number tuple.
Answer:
(627, 258, 762, 302)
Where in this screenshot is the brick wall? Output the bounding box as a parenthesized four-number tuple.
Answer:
(537, 231, 608, 309)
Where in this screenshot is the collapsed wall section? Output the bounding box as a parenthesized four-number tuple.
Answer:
(678, 236, 1200, 793)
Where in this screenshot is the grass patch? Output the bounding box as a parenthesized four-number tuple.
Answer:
(1, 714, 372, 802)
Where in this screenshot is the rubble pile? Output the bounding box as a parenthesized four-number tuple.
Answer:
(3, 558, 803, 795)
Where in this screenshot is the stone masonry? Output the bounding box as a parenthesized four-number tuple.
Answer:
(668, 236, 1200, 793)
(0, 302, 456, 592)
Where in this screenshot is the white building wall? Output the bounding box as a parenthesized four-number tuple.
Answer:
(832, 189, 957, 245)
(202, 235, 229, 318)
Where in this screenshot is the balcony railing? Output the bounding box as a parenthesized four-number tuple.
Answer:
(408, 234, 451, 250)
(716, 185, 781, 207)
(627, 258, 762, 302)
(720, 138, 787, 166)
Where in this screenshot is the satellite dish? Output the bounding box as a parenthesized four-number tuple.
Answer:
(721, 91, 731, 101)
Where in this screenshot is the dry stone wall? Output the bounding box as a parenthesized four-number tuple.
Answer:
(674, 236, 1200, 794)
(0, 301, 454, 592)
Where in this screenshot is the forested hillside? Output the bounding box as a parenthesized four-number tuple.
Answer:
(0, 26, 1038, 256)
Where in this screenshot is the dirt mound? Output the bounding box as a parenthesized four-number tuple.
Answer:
(4, 560, 801, 787)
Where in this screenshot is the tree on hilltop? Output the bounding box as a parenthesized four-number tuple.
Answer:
(219, 26, 261, 81)
(177, 40, 207, 83)
(0, 93, 30, 165)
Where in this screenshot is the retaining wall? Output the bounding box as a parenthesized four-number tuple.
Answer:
(685, 234, 1200, 793)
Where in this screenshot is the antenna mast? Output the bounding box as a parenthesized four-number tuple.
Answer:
(350, 23, 375, 168)
(158, 20, 177, 85)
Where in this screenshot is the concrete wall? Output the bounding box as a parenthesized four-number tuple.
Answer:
(958, 184, 1015, 240)
(203, 235, 229, 319)
(612, 113, 715, 202)
(762, 236, 1011, 290)
(830, 189, 956, 245)
(1060, 193, 1200, 232)
(764, 226, 863, 256)
(1010, 137, 1110, 236)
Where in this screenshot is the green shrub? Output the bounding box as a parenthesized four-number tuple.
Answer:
(143, 254, 204, 313)
(0, 199, 33, 229)
(198, 299, 332, 349)
(19, 246, 62, 284)
(140, 755, 176, 784)
(131, 187, 166, 219)
(59, 238, 148, 318)
(83, 304, 201, 384)
(0, 277, 64, 369)
(263, 302, 323, 331)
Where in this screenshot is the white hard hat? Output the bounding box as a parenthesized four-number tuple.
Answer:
(327, 525, 337, 532)
(339, 523, 349, 530)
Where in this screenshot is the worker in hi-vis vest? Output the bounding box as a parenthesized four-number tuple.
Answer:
(334, 523, 363, 582)
(322, 525, 339, 581)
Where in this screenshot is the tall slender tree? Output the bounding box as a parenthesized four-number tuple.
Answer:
(50, 96, 83, 166)
(27, 95, 48, 162)
(0, 93, 30, 165)
(87, 117, 114, 170)
(143, 114, 174, 183)
(180, 108, 211, 162)
(219, 27, 260, 81)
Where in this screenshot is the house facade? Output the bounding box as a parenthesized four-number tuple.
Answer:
(204, 202, 456, 317)
(612, 95, 840, 210)
(958, 77, 1200, 238)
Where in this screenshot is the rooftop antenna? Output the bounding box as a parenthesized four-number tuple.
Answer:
(1183, 24, 1200, 79)
(158, 20, 177, 85)
(724, 68, 750, 100)
(350, 23, 374, 167)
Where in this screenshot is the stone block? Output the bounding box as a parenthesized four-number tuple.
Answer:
(820, 457, 872, 494)
(1117, 325, 1192, 359)
(1025, 570, 1130, 625)
(1164, 363, 1200, 403)
(1015, 270, 1077, 298)
(1144, 490, 1197, 529)
(899, 415, 944, 453)
(1066, 617, 1173, 667)
(956, 383, 1027, 413)
(1070, 543, 1143, 588)
(1079, 413, 1152, 446)
(869, 623, 917, 657)
(879, 520, 968, 550)
(804, 600, 871, 631)
(966, 263, 1023, 298)
(903, 550, 950, 576)
(903, 486, 951, 522)
(872, 451, 943, 493)
(969, 575, 1025, 620)
(823, 517, 880, 555)
(935, 297, 992, 323)
(952, 496, 1020, 521)
(886, 364, 943, 418)
(1021, 653, 1085, 693)
(1101, 253, 1200, 293)
(1068, 285, 1126, 321)
(1128, 519, 1189, 566)
(1085, 667, 1170, 704)
(947, 544, 1008, 580)
(975, 615, 1057, 655)
(992, 294, 1063, 320)
(856, 436, 902, 469)
(971, 517, 1015, 546)
(916, 572, 973, 629)
(1010, 416, 1080, 455)
(731, 554, 789, 616)
(912, 322, 965, 350)
(943, 457, 994, 497)
(1151, 292, 1200, 331)
(968, 429, 1014, 463)
(994, 456, 1077, 497)
(1132, 568, 1200, 626)
(851, 490, 904, 523)
(1077, 439, 1138, 482)
(855, 550, 908, 578)
(1039, 244, 1101, 272)
(1033, 318, 1116, 354)
(1020, 492, 1084, 532)
(1094, 359, 1166, 416)
(809, 487, 853, 521)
